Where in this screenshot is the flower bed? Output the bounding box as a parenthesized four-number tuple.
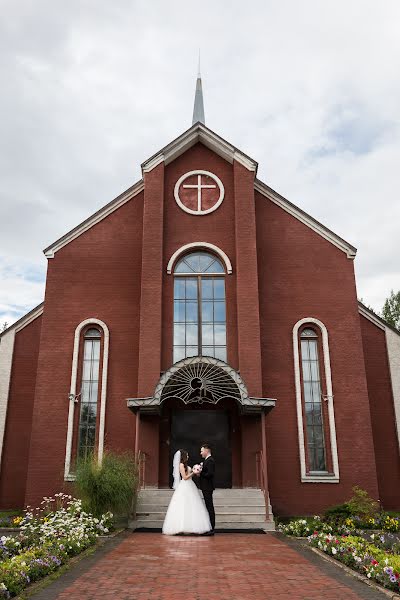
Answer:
(308, 532, 400, 594)
(0, 493, 113, 598)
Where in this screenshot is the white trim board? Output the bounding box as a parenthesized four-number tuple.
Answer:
(44, 180, 144, 259)
(292, 317, 340, 483)
(0, 303, 44, 340)
(255, 180, 357, 260)
(64, 318, 110, 480)
(141, 123, 258, 174)
(167, 242, 233, 274)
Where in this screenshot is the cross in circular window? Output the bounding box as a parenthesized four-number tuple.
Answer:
(174, 170, 225, 215)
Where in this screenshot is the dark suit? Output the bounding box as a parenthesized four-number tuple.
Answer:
(199, 455, 215, 529)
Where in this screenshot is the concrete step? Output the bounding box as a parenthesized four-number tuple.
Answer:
(132, 488, 275, 532)
(131, 520, 276, 532)
(136, 512, 266, 523)
(137, 501, 265, 512)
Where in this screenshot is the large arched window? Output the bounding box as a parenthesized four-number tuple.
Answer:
(77, 327, 101, 459)
(173, 251, 226, 363)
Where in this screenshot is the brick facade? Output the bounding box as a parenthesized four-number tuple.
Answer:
(0, 129, 398, 514)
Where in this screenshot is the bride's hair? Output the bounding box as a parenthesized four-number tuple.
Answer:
(179, 449, 189, 473)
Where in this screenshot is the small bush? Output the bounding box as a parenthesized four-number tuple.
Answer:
(74, 450, 139, 519)
(324, 502, 353, 521)
(346, 485, 379, 517)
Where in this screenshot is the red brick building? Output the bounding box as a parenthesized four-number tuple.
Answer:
(1, 75, 399, 521)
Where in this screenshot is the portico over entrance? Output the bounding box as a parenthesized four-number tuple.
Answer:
(127, 356, 275, 491)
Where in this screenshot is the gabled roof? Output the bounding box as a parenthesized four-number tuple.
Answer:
(0, 302, 44, 340)
(141, 122, 258, 174)
(358, 301, 400, 336)
(42, 122, 356, 260)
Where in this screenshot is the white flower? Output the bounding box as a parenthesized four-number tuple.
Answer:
(331, 547, 337, 555)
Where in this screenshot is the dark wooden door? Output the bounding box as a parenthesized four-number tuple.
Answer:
(170, 410, 232, 488)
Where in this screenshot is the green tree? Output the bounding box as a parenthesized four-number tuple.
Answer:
(382, 290, 400, 330)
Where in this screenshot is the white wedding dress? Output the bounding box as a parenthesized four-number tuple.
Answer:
(162, 466, 212, 535)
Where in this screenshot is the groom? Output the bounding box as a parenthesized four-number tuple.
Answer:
(198, 443, 215, 535)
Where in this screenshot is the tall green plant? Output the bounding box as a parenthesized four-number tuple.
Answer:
(74, 450, 139, 519)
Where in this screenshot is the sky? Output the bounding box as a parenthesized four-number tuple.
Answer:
(1, 0, 400, 327)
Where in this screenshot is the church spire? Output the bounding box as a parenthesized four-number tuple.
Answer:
(192, 53, 205, 125)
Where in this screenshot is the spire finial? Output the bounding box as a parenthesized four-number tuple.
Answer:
(192, 53, 205, 125)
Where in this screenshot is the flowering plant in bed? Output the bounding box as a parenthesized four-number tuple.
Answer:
(308, 531, 400, 593)
(0, 493, 113, 598)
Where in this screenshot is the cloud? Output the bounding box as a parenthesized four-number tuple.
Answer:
(1, 0, 400, 326)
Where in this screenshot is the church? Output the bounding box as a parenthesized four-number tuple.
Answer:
(0, 73, 399, 526)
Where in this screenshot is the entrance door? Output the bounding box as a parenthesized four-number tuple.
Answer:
(170, 410, 232, 488)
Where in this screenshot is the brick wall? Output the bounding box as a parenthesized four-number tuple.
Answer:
(360, 314, 400, 509)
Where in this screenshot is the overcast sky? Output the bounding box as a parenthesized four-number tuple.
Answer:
(1, 0, 399, 327)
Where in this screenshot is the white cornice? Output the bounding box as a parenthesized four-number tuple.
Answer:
(255, 180, 357, 260)
(43, 180, 144, 259)
(141, 123, 258, 175)
(358, 304, 386, 330)
(0, 303, 44, 340)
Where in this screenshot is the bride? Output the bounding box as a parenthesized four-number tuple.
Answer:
(162, 449, 212, 535)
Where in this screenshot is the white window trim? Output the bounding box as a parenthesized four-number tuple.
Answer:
(167, 242, 232, 274)
(293, 317, 340, 483)
(64, 318, 109, 481)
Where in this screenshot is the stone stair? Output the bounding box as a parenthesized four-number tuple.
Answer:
(130, 488, 275, 532)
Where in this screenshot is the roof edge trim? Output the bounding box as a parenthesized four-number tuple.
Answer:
(254, 179, 357, 259)
(0, 302, 44, 339)
(141, 123, 258, 175)
(358, 302, 400, 336)
(43, 179, 144, 258)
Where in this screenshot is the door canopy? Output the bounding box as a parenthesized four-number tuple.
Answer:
(127, 356, 276, 415)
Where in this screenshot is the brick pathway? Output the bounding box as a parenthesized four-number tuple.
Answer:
(31, 532, 387, 600)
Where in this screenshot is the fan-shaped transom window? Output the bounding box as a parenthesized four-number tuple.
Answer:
(173, 251, 226, 362)
(174, 252, 225, 275)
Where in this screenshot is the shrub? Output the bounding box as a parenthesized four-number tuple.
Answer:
(74, 450, 139, 519)
(324, 503, 353, 522)
(346, 485, 379, 517)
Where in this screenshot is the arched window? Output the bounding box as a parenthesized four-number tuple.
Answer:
(77, 327, 101, 459)
(65, 318, 109, 480)
(173, 251, 226, 363)
(293, 318, 339, 483)
(300, 327, 326, 472)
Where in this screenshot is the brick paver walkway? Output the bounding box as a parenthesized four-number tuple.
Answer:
(32, 532, 387, 600)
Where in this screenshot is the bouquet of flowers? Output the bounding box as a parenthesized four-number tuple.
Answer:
(192, 463, 203, 475)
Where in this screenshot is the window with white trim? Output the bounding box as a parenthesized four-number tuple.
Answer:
(173, 251, 227, 363)
(300, 327, 327, 472)
(77, 328, 101, 459)
(293, 317, 340, 483)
